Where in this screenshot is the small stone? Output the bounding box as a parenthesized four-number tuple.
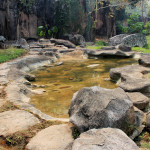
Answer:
(25, 74, 36, 82)
(0, 110, 39, 136)
(26, 124, 74, 150)
(55, 62, 63, 66)
(32, 89, 46, 95)
(87, 64, 100, 68)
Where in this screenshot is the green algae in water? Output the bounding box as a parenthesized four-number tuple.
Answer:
(30, 58, 137, 118)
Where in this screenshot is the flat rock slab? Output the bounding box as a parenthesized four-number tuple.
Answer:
(0, 110, 40, 136)
(72, 128, 140, 150)
(139, 55, 150, 67)
(126, 92, 150, 110)
(26, 124, 74, 150)
(110, 64, 150, 81)
(86, 49, 134, 58)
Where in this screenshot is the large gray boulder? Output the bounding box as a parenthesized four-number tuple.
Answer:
(69, 86, 135, 133)
(26, 124, 73, 150)
(50, 38, 76, 48)
(72, 128, 140, 150)
(109, 34, 128, 46)
(109, 34, 147, 47)
(63, 34, 86, 47)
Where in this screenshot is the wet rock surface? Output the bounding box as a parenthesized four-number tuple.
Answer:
(69, 86, 135, 133)
(26, 124, 73, 150)
(72, 128, 140, 150)
(0, 110, 40, 136)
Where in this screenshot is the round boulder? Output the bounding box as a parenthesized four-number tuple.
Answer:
(72, 128, 140, 150)
(69, 86, 135, 133)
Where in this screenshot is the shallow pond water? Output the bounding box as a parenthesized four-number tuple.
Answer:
(31, 58, 137, 118)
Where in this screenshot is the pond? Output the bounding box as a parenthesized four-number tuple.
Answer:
(30, 57, 137, 118)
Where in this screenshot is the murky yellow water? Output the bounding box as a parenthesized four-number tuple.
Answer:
(30, 58, 137, 118)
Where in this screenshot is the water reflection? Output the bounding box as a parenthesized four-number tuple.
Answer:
(31, 58, 137, 118)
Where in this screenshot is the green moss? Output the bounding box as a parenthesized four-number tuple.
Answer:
(0, 47, 27, 63)
(141, 143, 150, 149)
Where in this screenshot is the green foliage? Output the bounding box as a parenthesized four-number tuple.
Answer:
(37, 25, 58, 38)
(0, 48, 27, 63)
(72, 127, 80, 139)
(117, 13, 144, 34)
(19, 0, 35, 11)
(86, 40, 108, 50)
(55, 0, 84, 36)
(142, 30, 148, 35)
(95, 41, 108, 46)
(145, 21, 150, 34)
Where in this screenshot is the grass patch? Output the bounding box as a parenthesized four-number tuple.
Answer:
(141, 143, 150, 149)
(86, 40, 108, 50)
(132, 35, 150, 53)
(0, 47, 27, 63)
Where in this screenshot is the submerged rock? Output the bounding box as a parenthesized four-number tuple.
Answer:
(69, 86, 135, 133)
(72, 128, 140, 150)
(26, 124, 73, 150)
(0, 110, 39, 136)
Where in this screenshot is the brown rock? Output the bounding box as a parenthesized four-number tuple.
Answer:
(0, 110, 40, 136)
(26, 124, 74, 150)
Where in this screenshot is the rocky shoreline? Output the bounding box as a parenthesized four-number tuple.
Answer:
(0, 38, 149, 150)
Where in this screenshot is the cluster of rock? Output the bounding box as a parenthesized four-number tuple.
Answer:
(0, 35, 149, 150)
(109, 34, 147, 47)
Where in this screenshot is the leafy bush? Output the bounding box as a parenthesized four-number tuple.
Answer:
(116, 13, 144, 34)
(37, 25, 58, 38)
(145, 21, 150, 34)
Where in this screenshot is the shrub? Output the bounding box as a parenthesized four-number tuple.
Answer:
(37, 25, 58, 38)
(145, 21, 150, 34)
